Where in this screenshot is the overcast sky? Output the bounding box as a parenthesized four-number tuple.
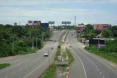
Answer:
(0, 0, 117, 25)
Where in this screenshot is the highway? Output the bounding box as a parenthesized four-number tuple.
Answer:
(0, 30, 64, 78)
(1, 30, 117, 78)
(67, 31, 117, 78)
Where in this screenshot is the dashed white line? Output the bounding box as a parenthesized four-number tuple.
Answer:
(23, 45, 57, 78)
(99, 71, 102, 75)
(77, 55, 87, 78)
(96, 66, 105, 78)
(71, 48, 87, 78)
(5, 75, 8, 78)
(102, 76, 105, 78)
(97, 67, 100, 71)
(96, 65, 98, 68)
(23, 60, 48, 78)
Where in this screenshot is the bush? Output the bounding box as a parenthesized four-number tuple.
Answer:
(105, 40, 117, 53)
(85, 39, 117, 53)
(0, 25, 50, 57)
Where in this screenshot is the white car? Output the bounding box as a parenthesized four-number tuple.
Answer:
(44, 53, 48, 57)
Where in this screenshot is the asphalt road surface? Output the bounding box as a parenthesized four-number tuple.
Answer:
(67, 31, 117, 78)
(0, 30, 64, 78)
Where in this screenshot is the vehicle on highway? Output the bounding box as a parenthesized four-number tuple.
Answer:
(44, 52, 48, 57)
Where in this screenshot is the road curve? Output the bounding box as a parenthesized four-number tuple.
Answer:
(67, 31, 117, 78)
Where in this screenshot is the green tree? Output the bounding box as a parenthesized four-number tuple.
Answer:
(102, 29, 113, 38)
(85, 24, 93, 33)
(112, 26, 117, 37)
(0, 24, 50, 57)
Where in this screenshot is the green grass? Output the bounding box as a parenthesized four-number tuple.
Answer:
(40, 45, 60, 78)
(85, 46, 117, 64)
(39, 32, 73, 78)
(40, 64, 57, 78)
(64, 31, 69, 41)
(93, 52, 117, 64)
(66, 48, 74, 64)
(0, 63, 10, 69)
(41, 42, 46, 49)
(55, 45, 61, 61)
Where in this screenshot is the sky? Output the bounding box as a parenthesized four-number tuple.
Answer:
(0, 0, 117, 25)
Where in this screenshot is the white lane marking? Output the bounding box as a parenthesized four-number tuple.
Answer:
(92, 58, 105, 78)
(23, 44, 57, 78)
(96, 66, 100, 72)
(71, 48, 87, 78)
(79, 50, 106, 78)
(5, 75, 8, 78)
(96, 65, 98, 68)
(102, 76, 105, 78)
(23, 60, 47, 78)
(97, 68, 100, 72)
(77, 54, 88, 78)
(82, 47, 117, 75)
(99, 71, 102, 75)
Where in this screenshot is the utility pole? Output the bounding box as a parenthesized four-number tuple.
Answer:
(36, 37, 38, 48)
(48, 48, 50, 67)
(42, 32, 44, 41)
(12, 23, 16, 54)
(12, 34, 14, 55)
(28, 21, 34, 49)
(31, 25, 34, 49)
(74, 16, 76, 26)
(32, 26, 34, 49)
(36, 29, 38, 48)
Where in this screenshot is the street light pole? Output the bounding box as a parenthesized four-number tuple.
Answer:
(74, 16, 76, 26)
(12, 34, 14, 55)
(36, 37, 38, 48)
(31, 26, 34, 49)
(42, 32, 45, 41)
(48, 48, 50, 66)
(12, 24, 15, 55)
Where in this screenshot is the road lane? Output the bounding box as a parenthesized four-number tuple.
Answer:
(67, 31, 117, 78)
(0, 30, 64, 78)
(69, 47, 87, 78)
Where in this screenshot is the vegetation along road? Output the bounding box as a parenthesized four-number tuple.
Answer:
(0, 30, 65, 78)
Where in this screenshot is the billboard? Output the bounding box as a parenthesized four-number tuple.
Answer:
(33, 21, 38, 26)
(48, 21, 55, 24)
(77, 27, 85, 30)
(28, 21, 41, 26)
(28, 21, 49, 30)
(67, 21, 71, 24)
(76, 24, 86, 31)
(62, 21, 66, 24)
(94, 24, 110, 30)
(28, 20, 33, 25)
(37, 21, 41, 26)
(62, 21, 71, 25)
(28, 20, 32, 23)
(41, 23, 49, 30)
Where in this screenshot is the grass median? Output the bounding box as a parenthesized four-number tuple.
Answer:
(39, 44, 61, 78)
(39, 31, 74, 78)
(39, 64, 57, 78)
(66, 48, 74, 65)
(0, 63, 10, 69)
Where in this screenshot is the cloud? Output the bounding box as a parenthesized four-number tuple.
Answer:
(0, 6, 107, 24)
(0, 0, 117, 7)
(0, 6, 100, 17)
(0, 0, 117, 25)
